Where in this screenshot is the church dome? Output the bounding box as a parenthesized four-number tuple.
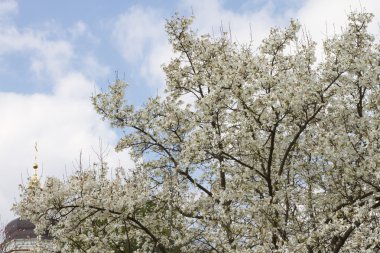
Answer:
(3, 218, 37, 243)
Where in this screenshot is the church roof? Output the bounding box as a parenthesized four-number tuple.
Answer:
(3, 218, 37, 243)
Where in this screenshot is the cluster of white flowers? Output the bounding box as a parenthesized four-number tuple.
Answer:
(15, 12, 380, 252)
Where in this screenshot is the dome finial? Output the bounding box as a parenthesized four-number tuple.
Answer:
(34, 142, 38, 165)
(33, 142, 38, 177)
(29, 142, 40, 188)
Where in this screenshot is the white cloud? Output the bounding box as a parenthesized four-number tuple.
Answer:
(0, 0, 17, 20)
(296, 0, 380, 40)
(0, 72, 133, 223)
(69, 21, 88, 38)
(180, 0, 282, 45)
(81, 55, 111, 80)
(68, 20, 99, 44)
(54, 72, 95, 98)
(112, 6, 172, 87)
(0, 19, 104, 84)
(0, 25, 74, 80)
(33, 40, 73, 79)
(112, 6, 166, 63)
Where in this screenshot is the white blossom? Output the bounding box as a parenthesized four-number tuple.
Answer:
(15, 12, 380, 252)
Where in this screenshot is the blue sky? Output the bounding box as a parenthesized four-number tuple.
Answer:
(0, 0, 379, 223)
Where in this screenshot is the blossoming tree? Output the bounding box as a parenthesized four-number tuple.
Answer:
(15, 12, 380, 252)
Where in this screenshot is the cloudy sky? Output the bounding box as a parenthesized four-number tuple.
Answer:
(0, 0, 379, 223)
